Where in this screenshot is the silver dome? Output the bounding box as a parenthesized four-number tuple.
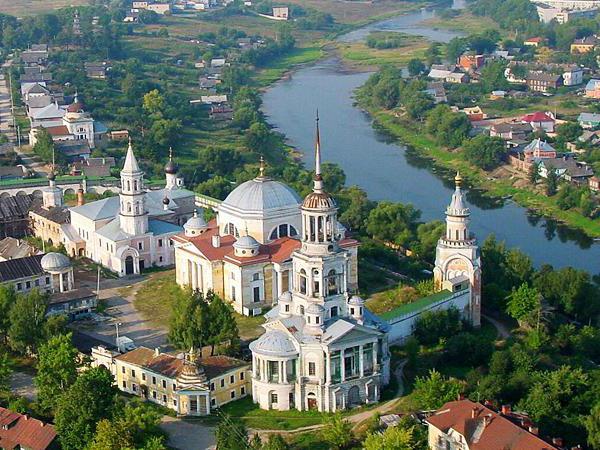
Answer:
(348, 295, 365, 306)
(234, 235, 260, 250)
(184, 211, 208, 231)
(278, 291, 292, 303)
(306, 303, 325, 314)
(222, 178, 301, 212)
(249, 330, 297, 357)
(41, 252, 71, 272)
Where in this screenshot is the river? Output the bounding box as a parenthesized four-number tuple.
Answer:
(262, 5, 600, 274)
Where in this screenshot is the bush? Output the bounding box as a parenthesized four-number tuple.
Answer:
(413, 307, 463, 346)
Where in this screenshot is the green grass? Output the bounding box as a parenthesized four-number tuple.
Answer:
(370, 110, 600, 238)
(379, 290, 455, 321)
(255, 46, 325, 86)
(234, 314, 265, 340)
(218, 397, 328, 430)
(337, 35, 429, 67)
(133, 270, 181, 328)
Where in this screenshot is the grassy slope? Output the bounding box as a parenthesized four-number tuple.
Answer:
(370, 110, 600, 238)
(0, 0, 88, 16)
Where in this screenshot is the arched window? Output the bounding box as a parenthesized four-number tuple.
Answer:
(327, 269, 338, 296)
(134, 180, 138, 191)
(269, 228, 278, 241)
(127, 180, 131, 191)
(299, 269, 307, 295)
(127, 203, 132, 213)
(289, 225, 298, 237)
(269, 224, 299, 241)
(455, 230, 459, 240)
(225, 223, 239, 237)
(330, 306, 338, 318)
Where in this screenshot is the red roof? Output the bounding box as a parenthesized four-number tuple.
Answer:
(522, 112, 554, 123)
(172, 221, 358, 267)
(45, 125, 71, 136)
(525, 37, 544, 43)
(426, 400, 559, 450)
(0, 407, 57, 450)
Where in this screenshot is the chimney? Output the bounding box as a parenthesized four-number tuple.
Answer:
(552, 438, 564, 447)
(77, 187, 85, 206)
(471, 407, 478, 419)
(212, 235, 220, 248)
(457, 393, 465, 401)
(154, 348, 160, 356)
(501, 405, 511, 416)
(483, 414, 492, 428)
(529, 426, 539, 435)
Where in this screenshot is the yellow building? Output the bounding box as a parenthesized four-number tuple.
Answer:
(113, 347, 250, 415)
(570, 36, 598, 53)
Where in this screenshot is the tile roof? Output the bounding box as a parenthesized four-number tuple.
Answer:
(31, 204, 71, 224)
(0, 254, 44, 283)
(0, 237, 38, 260)
(427, 400, 558, 450)
(0, 407, 57, 450)
(115, 347, 248, 380)
(45, 125, 70, 136)
(522, 112, 554, 123)
(0, 195, 35, 221)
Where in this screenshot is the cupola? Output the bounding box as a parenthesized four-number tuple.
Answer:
(183, 210, 208, 237)
(233, 234, 260, 257)
(348, 295, 365, 323)
(305, 303, 325, 333)
(278, 291, 293, 318)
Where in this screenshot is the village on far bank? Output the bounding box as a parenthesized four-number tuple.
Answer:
(0, 0, 600, 449)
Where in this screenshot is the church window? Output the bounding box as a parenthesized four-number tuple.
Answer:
(240, 372, 244, 381)
(308, 362, 316, 376)
(134, 180, 138, 191)
(122, 366, 125, 374)
(270, 393, 278, 404)
(330, 351, 341, 383)
(289, 225, 298, 236)
(132, 383, 137, 392)
(331, 306, 338, 317)
(230, 390, 236, 399)
(252, 273, 260, 281)
(455, 230, 459, 240)
(313, 280, 320, 297)
(231, 286, 236, 301)
(158, 239, 163, 247)
(127, 180, 131, 191)
(267, 361, 279, 383)
(162, 380, 167, 388)
(285, 304, 290, 312)
(253, 286, 260, 303)
(299, 269, 307, 295)
(315, 316, 320, 324)
(279, 224, 288, 237)
(299, 305, 305, 315)
(230, 375, 234, 384)
(221, 379, 225, 387)
(269, 228, 278, 240)
(327, 269, 338, 296)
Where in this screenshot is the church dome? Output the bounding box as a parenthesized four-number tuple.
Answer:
(302, 191, 336, 210)
(306, 303, 325, 314)
(41, 252, 71, 272)
(165, 158, 178, 175)
(348, 295, 365, 306)
(183, 211, 208, 236)
(249, 330, 297, 357)
(278, 291, 292, 304)
(234, 234, 260, 257)
(222, 177, 301, 212)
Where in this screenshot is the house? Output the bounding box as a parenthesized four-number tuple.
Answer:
(571, 35, 599, 53)
(524, 36, 545, 47)
(0, 237, 39, 261)
(538, 156, 594, 183)
(20, 47, 49, 66)
(0, 253, 97, 318)
(97, 346, 251, 415)
(578, 112, 600, 129)
(71, 157, 116, 177)
(146, 2, 171, 14)
(110, 130, 129, 140)
(579, 129, 600, 145)
(200, 94, 228, 105)
(462, 106, 486, 122)
(490, 122, 533, 140)
(425, 82, 447, 103)
(585, 79, 600, 98)
(458, 54, 484, 71)
(210, 58, 226, 68)
(209, 103, 234, 120)
(526, 72, 562, 93)
(426, 399, 561, 450)
(199, 77, 219, 89)
(589, 175, 600, 191)
(562, 66, 584, 85)
(0, 166, 27, 180)
(272, 6, 289, 19)
(446, 72, 469, 84)
(0, 407, 57, 450)
(428, 64, 454, 80)
(523, 138, 557, 161)
(521, 111, 555, 133)
(0, 194, 36, 239)
(84, 61, 111, 79)
(490, 90, 506, 99)
(56, 141, 92, 162)
(537, 3, 599, 23)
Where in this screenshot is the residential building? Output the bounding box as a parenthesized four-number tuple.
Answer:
(578, 112, 600, 128)
(490, 122, 533, 141)
(425, 82, 447, 103)
(0, 252, 97, 318)
(526, 72, 562, 92)
(585, 79, 600, 98)
(536, 3, 598, 23)
(531, 0, 600, 9)
(146, 3, 172, 14)
(433, 173, 482, 327)
(523, 138, 557, 161)
(0, 237, 39, 261)
(19, 47, 49, 66)
(524, 37, 545, 47)
(70, 157, 116, 177)
(589, 175, 600, 191)
(538, 156, 594, 183)
(272, 6, 289, 19)
(462, 106, 486, 122)
(428, 64, 454, 80)
(0, 194, 37, 239)
(249, 120, 390, 412)
(106, 347, 251, 415)
(521, 111, 555, 133)
(84, 61, 111, 79)
(562, 66, 584, 85)
(579, 129, 600, 145)
(446, 72, 469, 83)
(426, 399, 561, 450)
(0, 407, 57, 450)
(570, 35, 599, 53)
(458, 54, 484, 71)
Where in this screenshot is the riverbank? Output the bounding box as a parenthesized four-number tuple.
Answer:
(364, 107, 600, 238)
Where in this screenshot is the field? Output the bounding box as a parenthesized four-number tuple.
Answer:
(337, 32, 428, 68)
(0, 0, 88, 16)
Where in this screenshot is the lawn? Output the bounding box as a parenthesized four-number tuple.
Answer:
(0, 0, 88, 16)
(255, 46, 325, 86)
(420, 10, 501, 34)
(132, 270, 265, 339)
(218, 396, 328, 430)
(337, 35, 428, 68)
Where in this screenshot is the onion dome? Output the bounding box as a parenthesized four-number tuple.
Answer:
(249, 330, 297, 358)
(302, 191, 336, 210)
(233, 234, 260, 257)
(447, 171, 470, 217)
(162, 196, 170, 205)
(47, 171, 56, 181)
(165, 147, 178, 175)
(183, 210, 208, 237)
(41, 252, 71, 272)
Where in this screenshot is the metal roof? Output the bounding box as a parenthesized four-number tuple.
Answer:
(0, 254, 45, 283)
(221, 177, 301, 212)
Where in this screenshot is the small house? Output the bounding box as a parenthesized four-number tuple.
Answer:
(526, 72, 562, 93)
(562, 66, 583, 86)
(571, 35, 599, 53)
(585, 79, 600, 98)
(578, 112, 600, 129)
(521, 111, 555, 133)
(272, 6, 289, 19)
(458, 54, 484, 72)
(524, 37, 544, 47)
(589, 175, 600, 192)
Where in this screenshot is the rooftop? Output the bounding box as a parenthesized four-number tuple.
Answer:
(0, 407, 57, 450)
(0, 254, 44, 283)
(379, 289, 455, 321)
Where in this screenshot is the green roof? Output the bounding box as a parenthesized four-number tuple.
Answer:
(0, 175, 118, 188)
(379, 290, 455, 321)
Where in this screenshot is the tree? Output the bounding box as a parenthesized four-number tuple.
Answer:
(0, 352, 11, 395)
(198, 147, 242, 176)
(413, 308, 462, 345)
(195, 176, 234, 200)
(585, 402, 600, 449)
(233, 105, 258, 129)
(480, 60, 509, 92)
(462, 135, 506, 170)
(245, 122, 277, 155)
(366, 201, 421, 247)
(262, 434, 289, 450)
(405, 92, 434, 120)
(446, 37, 467, 62)
(0, 285, 15, 344)
(321, 162, 346, 194)
(506, 283, 542, 328)
(207, 295, 240, 355)
(556, 122, 582, 142)
(169, 288, 209, 350)
(32, 128, 58, 165)
(215, 414, 249, 450)
(338, 186, 376, 232)
(88, 419, 134, 450)
(407, 58, 426, 77)
(545, 168, 559, 196)
(363, 425, 417, 450)
(412, 369, 462, 409)
(142, 89, 165, 118)
(446, 332, 493, 366)
(373, 76, 399, 109)
(8, 290, 48, 354)
(414, 220, 445, 262)
(35, 332, 79, 412)
(322, 413, 353, 449)
(528, 161, 540, 184)
(55, 367, 119, 450)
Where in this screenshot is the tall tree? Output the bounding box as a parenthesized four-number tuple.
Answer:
(585, 402, 600, 450)
(35, 332, 79, 412)
(322, 413, 353, 450)
(54, 367, 119, 450)
(215, 414, 249, 450)
(412, 369, 462, 409)
(545, 168, 559, 196)
(506, 283, 542, 328)
(8, 290, 48, 354)
(0, 285, 15, 344)
(0, 352, 11, 395)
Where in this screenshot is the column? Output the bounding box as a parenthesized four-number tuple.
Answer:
(59, 272, 65, 292)
(282, 360, 287, 384)
(68, 271, 73, 291)
(372, 343, 378, 372)
(325, 353, 331, 384)
(277, 269, 283, 298)
(340, 348, 345, 382)
(359, 345, 364, 377)
(192, 263, 198, 290)
(196, 395, 200, 413)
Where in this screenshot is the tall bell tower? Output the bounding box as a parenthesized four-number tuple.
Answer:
(433, 173, 482, 327)
(119, 139, 148, 236)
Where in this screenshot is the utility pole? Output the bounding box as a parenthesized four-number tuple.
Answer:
(115, 322, 122, 350)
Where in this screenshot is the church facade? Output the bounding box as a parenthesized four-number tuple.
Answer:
(248, 119, 390, 413)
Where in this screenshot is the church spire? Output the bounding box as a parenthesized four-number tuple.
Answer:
(313, 111, 323, 192)
(122, 137, 141, 174)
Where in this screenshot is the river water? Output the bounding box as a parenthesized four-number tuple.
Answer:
(262, 5, 600, 274)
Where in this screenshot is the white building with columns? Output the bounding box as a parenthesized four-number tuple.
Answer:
(433, 173, 482, 327)
(173, 158, 358, 316)
(248, 119, 390, 412)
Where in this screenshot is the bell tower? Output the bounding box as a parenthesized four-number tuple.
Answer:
(119, 139, 148, 236)
(433, 173, 482, 327)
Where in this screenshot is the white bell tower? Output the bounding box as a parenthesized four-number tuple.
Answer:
(119, 139, 148, 236)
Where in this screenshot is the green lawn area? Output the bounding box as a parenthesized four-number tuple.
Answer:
(218, 397, 328, 430)
(235, 314, 265, 340)
(337, 35, 428, 68)
(255, 46, 325, 86)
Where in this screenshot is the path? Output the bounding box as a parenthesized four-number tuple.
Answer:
(10, 371, 37, 401)
(159, 416, 215, 450)
(482, 314, 511, 339)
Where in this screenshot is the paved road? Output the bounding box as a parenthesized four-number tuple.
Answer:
(160, 416, 216, 450)
(10, 371, 37, 401)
